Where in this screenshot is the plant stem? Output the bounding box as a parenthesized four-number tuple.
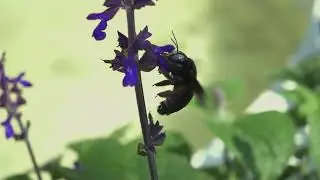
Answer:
(17, 118, 42, 180)
(6, 97, 42, 179)
(124, 1, 159, 180)
(6, 107, 42, 180)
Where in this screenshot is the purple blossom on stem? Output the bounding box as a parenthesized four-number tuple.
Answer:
(87, 7, 120, 41)
(8, 72, 33, 87)
(87, 0, 159, 41)
(0, 54, 32, 138)
(0, 52, 42, 180)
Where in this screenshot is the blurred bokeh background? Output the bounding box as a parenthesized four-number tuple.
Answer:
(0, 0, 313, 178)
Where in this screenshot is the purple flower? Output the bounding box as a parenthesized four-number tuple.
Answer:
(87, 7, 120, 41)
(103, 26, 175, 87)
(103, 51, 138, 87)
(0, 53, 33, 140)
(88, 0, 159, 41)
(116, 26, 175, 72)
(130, 26, 175, 72)
(7, 72, 32, 87)
(1, 114, 14, 139)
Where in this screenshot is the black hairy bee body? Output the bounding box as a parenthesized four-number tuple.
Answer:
(154, 33, 204, 115)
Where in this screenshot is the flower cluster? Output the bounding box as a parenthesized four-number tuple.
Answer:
(0, 52, 32, 139)
(88, 0, 176, 87)
(103, 26, 175, 87)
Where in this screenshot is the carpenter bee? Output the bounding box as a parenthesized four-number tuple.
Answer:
(154, 32, 205, 115)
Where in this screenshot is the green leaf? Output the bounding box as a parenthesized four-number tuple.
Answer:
(155, 151, 212, 180)
(66, 137, 129, 180)
(281, 84, 319, 116)
(190, 78, 244, 111)
(213, 78, 245, 101)
(125, 142, 212, 180)
(108, 124, 131, 140)
(161, 132, 193, 159)
(4, 174, 32, 180)
(40, 156, 64, 180)
(36, 130, 215, 180)
(205, 113, 238, 154)
(276, 54, 320, 90)
(233, 111, 295, 180)
(307, 110, 320, 172)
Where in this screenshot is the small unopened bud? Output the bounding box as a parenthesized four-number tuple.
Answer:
(212, 87, 226, 110)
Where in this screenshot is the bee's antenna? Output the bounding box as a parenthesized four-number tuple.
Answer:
(170, 30, 179, 52)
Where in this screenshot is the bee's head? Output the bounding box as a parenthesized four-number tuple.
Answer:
(169, 51, 188, 62)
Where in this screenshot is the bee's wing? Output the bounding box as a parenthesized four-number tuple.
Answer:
(192, 79, 205, 103)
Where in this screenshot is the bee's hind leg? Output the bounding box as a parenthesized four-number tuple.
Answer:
(156, 90, 174, 98)
(153, 80, 173, 87)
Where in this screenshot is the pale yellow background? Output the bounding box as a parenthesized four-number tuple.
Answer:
(0, 0, 214, 178)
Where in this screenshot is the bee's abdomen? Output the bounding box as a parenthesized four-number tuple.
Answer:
(157, 88, 194, 115)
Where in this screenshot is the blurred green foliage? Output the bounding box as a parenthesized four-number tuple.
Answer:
(207, 0, 310, 112)
(6, 54, 320, 180)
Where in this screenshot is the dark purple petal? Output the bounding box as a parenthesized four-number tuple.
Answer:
(93, 30, 106, 41)
(103, 0, 121, 7)
(122, 56, 138, 87)
(15, 72, 25, 82)
(130, 26, 152, 52)
(105, 50, 127, 71)
(1, 115, 14, 139)
(147, 113, 166, 147)
(92, 20, 108, 41)
(134, 0, 156, 9)
(117, 31, 128, 49)
(16, 95, 27, 106)
(153, 44, 175, 54)
(152, 132, 166, 146)
(87, 13, 104, 20)
(158, 55, 169, 72)
(0, 93, 6, 107)
(150, 121, 164, 137)
(137, 26, 152, 42)
(87, 7, 120, 21)
(87, 7, 120, 41)
(101, 7, 120, 21)
(96, 20, 108, 32)
(19, 80, 32, 87)
(139, 51, 158, 72)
